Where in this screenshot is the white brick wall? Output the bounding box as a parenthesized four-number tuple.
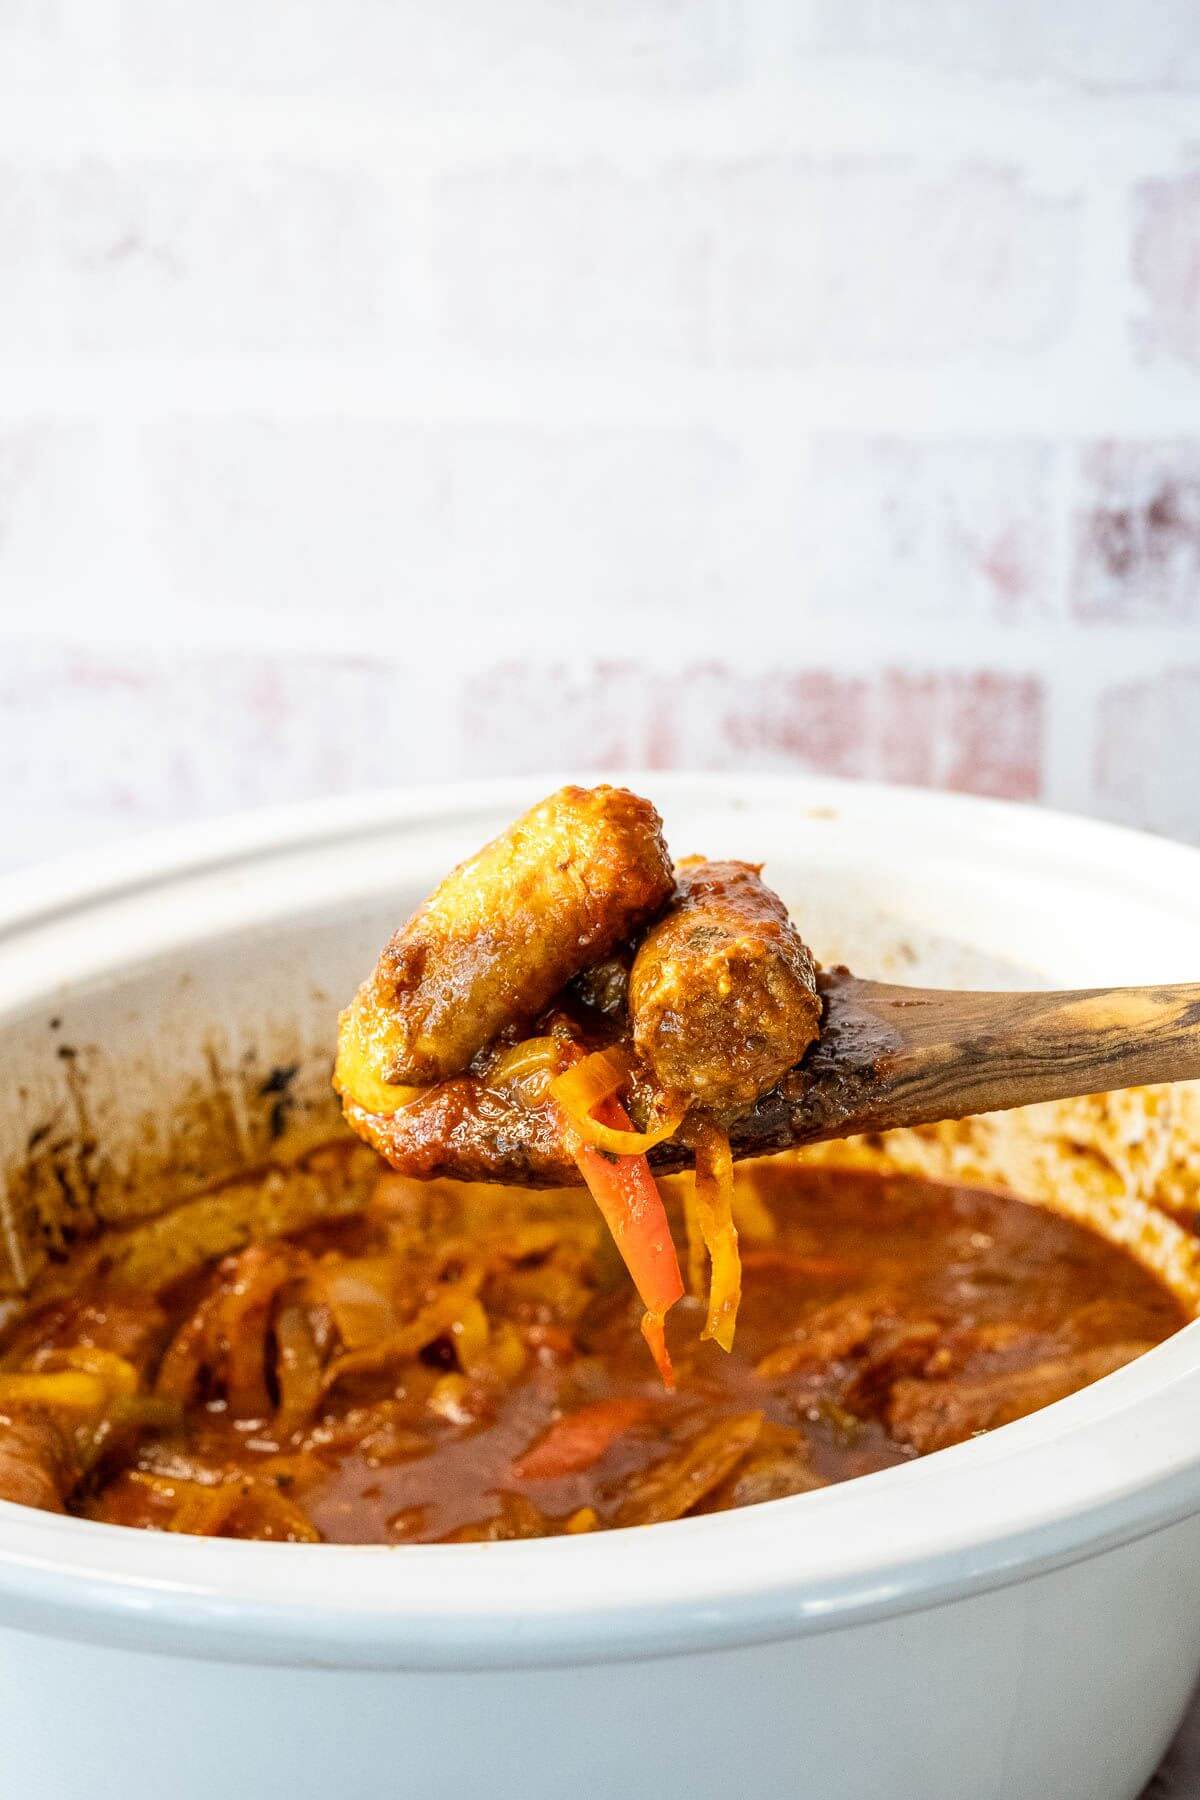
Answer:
(791, 437, 1058, 619)
(114, 0, 744, 98)
(791, 1, 1200, 89)
(2, 1, 1200, 871)
(1132, 173, 1200, 367)
(707, 160, 1080, 363)
(140, 419, 743, 624)
(0, 157, 424, 353)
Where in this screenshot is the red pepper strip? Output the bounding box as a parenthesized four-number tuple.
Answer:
(513, 1398, 653, 1481)
(639, 1308, 673, 1391)
(564, 1093, 684, 1389)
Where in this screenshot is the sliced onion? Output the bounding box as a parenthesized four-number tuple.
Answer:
(138, 1469, 321, 1542)
(568, 1101, 685, 1157)
(487, 1322, 527, 1383)
(312, 1259, 398, 1349)
(43, 1346, 140, 1397)
(681, 1188, 708, 1300)
(550, 1048, 627, 1115)
(166, 1479, 243, 1538)
(487, 1037, 562, 1088)
(274, 1303, 324, 1438)
(0, 1370, 108, 1411)
(218, 1248, 296, 1420)
(321, 1277, 485, 1391)
(428, 1372, 474, 1425)
(237, 1481, 322, 1543)
(109, 1394, 184, 1430)
(550, 1050, 683, 1155)
(689, 1118, 743, 1354)
(450, 1298, 490, 1377)
(155, 1296, 215, 1405)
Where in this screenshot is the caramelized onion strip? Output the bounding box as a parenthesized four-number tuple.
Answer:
(487, 1037, 563, 1088)
(274, 1303, 324, 1438)
(550, 1050, 684, 1155)
(689, 1119, 742, 1354)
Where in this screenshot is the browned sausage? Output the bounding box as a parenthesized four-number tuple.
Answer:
(338, 784, 674, 1094)
(628, 859, 820, 1112)
(0, 1409, 75, 1513)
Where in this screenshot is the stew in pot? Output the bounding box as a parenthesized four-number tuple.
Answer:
(0, 1146, 1181, 1542)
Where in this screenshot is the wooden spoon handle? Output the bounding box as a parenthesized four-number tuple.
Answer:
(787, 974, 1200, 1144)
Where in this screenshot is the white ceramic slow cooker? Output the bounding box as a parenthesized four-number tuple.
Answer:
(1, 775, 1199, 1800)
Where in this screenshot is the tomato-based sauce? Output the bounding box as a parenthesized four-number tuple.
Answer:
(0, 1151, 1183, 1543)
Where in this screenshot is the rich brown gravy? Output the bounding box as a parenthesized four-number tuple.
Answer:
(4, 1159, 1184, 1543)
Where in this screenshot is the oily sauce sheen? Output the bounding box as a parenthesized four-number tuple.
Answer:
(1, 1156, 1183, 1543)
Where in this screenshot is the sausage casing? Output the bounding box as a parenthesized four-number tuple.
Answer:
(629, 859, 820, 1112)
(339, 784, 674, 1090)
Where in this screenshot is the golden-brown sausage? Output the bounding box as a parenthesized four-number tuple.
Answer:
(629, 859, 820, 1112)
(338, 785, 674, 1094)
(0, 1410, 75, 1513)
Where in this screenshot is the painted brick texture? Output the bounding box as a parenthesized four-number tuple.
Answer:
(0, 159, 423, 354)
(792, 1, 1200, 88)
(1071, 443, 1200, 623)
(793, 438, 1057, 620)
(114, 0, 744, 97)
(1132, 174, 1200, 369)
(140, 420, 742, 621)
(1, 1, 1200, 870)
(461, 664, 1044, 800)
(436, 161, 1080, 366)
(1094, 670, 1200, 841)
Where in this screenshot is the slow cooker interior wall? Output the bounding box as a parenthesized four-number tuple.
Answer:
(0, 909, 374, 1292)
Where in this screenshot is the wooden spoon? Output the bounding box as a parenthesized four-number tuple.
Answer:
(709, 970, 1200, 1167)
(353, 971, 1200, 1186)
